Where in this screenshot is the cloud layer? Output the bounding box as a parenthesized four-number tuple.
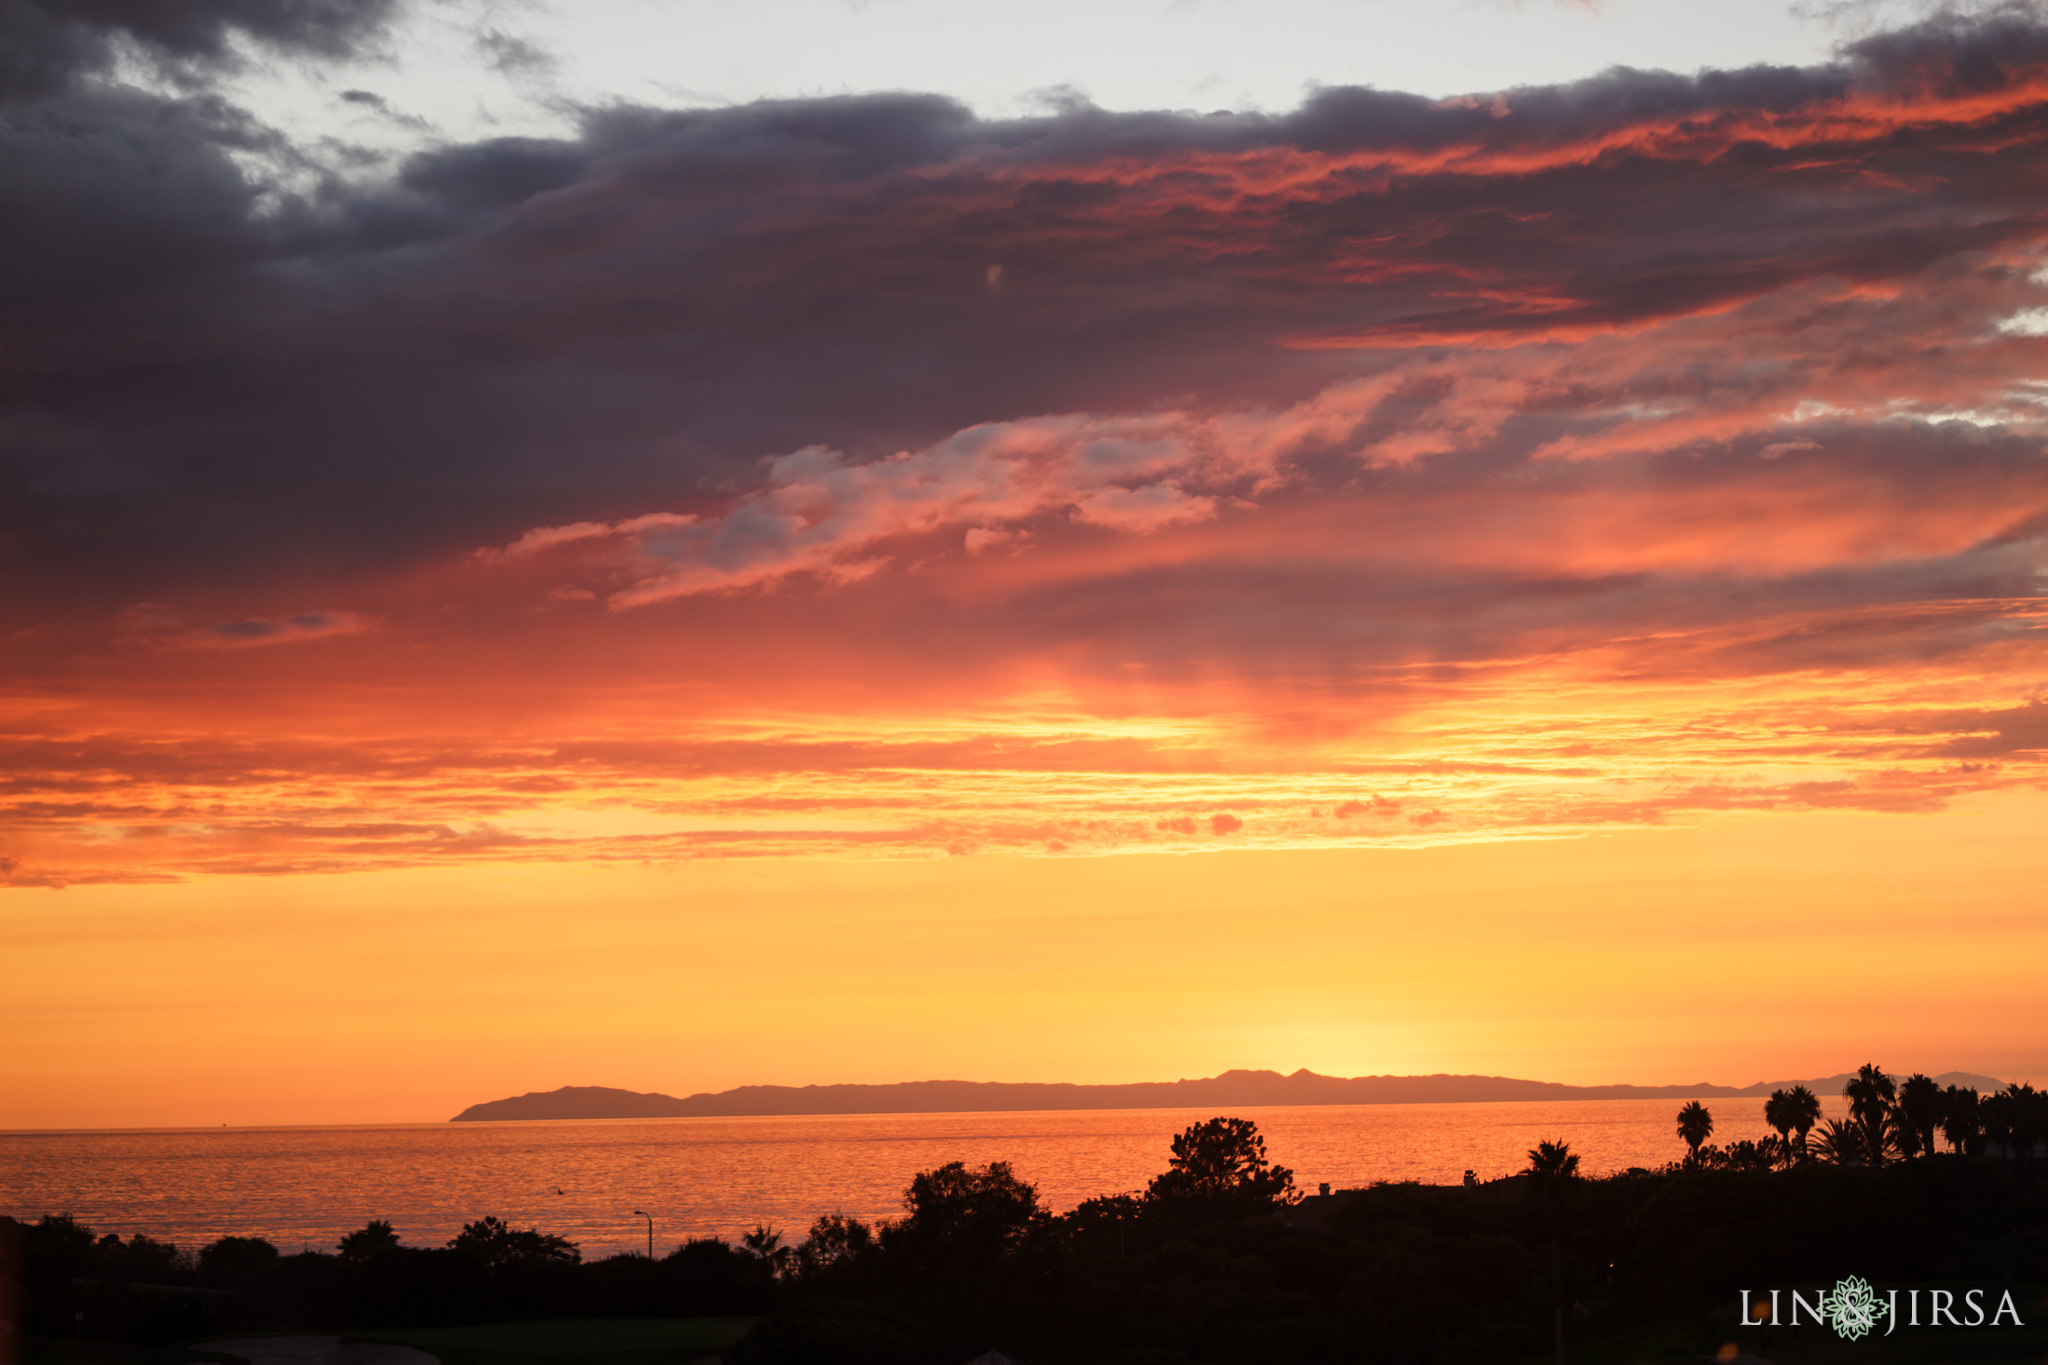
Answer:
(4, 5, 2048, 883)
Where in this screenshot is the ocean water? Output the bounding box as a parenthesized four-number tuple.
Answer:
(1, 1096, 1847, 1260)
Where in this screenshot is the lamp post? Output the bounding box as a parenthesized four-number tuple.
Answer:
(632, 1209, 653, 1259)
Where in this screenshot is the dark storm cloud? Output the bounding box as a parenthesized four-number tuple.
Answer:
(3, 7, 2048, 616)
(0, 0, 396, 102)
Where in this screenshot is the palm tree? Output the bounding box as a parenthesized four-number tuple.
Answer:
(336, 1220, 400, 1261)
(1898, 1074, 1942, 1158)
(1526, 1139, 1581, 1365)
(741, 1224, 789, 1277)
(2014, 1084, 2045, 1172)
(1676, 1101, 1713, 1168)
(1940, 1085, 1980, 1154)
(1814, 1118, 1866, 1166)
(1764, 1090, 1797, 1168)
(1982, 1089, 2017, 1160)
(1782, 1085, 1821, 1163)
(1844, 1063, 1897, 1167)
(1982, 1084, 2042, 1169)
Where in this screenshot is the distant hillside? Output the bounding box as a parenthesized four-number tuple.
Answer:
(449, 1068, 2010, 1121)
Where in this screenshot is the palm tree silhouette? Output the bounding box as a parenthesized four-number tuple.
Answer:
(1764, 1090, 1798, 1167)
(1526, 1139, 1581, 1365)
(741, 1224, 789, 1277)
(1844, 1063, 1897, 1167)
(1898, 1074, 1942, 1158)
(1980, 1084, 2042, 1169)
(1940, 1086, 1980, 1154)
(1676, 1101, 1713, 1168)
(1814, 1118, 1866, 1166)
(1787, 1085, 1821, 1161)
(2013, 1084, 2045, 1173)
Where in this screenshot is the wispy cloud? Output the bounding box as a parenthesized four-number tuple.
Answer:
(117, 606, 371, 650)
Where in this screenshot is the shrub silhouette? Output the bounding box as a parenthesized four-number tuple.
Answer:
(198, 1235, 279, 1287)
(794, 1212, 876, 1278)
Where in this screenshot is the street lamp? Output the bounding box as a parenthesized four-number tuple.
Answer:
(631, 1209, 653, 1259)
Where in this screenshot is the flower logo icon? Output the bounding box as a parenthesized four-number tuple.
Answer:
(1825, 1275, 1885, 1341)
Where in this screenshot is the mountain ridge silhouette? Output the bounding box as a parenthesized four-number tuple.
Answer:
(449, 1067, 2011, 1121)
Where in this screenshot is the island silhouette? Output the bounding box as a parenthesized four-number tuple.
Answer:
(450, 1067, 2010, 1121)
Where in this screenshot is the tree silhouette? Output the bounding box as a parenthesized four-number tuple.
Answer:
(793, 1213, 873, 1277)
(742, 1224, 791, 1277)
(1844, 1063, 1898, 1167)
(1814, 1118, 1867, 1166)
(336, 1220, 400, 1261)
(1980, 1084, 2043, 1169)
(447, 1216, 579, 1267)
(1940, 1085, 1980, 1154)
(890, 1160, 1046, 1268)
(1763, 1090, 1798, 1167)
(197, 1235, 279, 1287)
(2016, 1084, 2045, 1172)
(1066, 1192, 1143, 1258)
(1675, 1101, 1713, 1168)
(1897, 1074, 1942, 1158)
(1145, 1116, 1297, 1211)
(1526, 1139, 1581, 1365)
(1780, 1085, 1822, 1163)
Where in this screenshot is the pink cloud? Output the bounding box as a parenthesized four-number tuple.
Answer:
(496, 410, 1277, 608)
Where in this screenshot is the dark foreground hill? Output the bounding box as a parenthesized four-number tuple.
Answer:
(14, 1146, 2045, 1362)
(451, 1068, 2008, 1121)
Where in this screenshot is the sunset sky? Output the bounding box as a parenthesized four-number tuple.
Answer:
(4, 0, 2047, 1128)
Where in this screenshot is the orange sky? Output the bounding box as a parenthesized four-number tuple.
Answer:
(6, 792, 2045, 1128)
(6, 12, 2048, 1126)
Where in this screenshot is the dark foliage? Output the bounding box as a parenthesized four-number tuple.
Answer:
(11, 1106, 2047, 1362)
(742, 1114, 2048, 1364)
(4, 1213, 772, 1343)
(445, 1215, 579, 1268)
(337, 1219, 400, 1261)
(887, 1160, 1048, 1271)
(197, 1234, 278, 1286)
(1143, 1117, 1298, 1229)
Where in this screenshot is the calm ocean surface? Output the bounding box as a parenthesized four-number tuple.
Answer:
(2, 1096, 1847, 1260)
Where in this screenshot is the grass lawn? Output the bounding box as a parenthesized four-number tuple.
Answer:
(20, 1344, 250, 1365)
(344, 1318, 759, 1365)
(23, 1319, 757, 1365)
(20, 1343, 162, 1365)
